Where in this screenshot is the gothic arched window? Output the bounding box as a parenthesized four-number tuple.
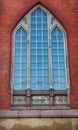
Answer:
(11, 5, 69, 107)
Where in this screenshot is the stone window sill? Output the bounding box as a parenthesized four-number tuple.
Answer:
(0, 109, 78, 118)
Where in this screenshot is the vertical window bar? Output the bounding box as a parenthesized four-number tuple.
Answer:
(48, 15, 53, 89)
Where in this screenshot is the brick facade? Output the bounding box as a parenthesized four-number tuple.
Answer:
(0, 0, 78, 110)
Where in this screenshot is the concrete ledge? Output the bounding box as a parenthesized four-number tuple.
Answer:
(0, 109, 78, 117)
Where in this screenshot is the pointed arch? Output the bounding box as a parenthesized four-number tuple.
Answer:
(12, 27, 27, 90)
(51, 26, 67, 90)
(11, 4, 70, 106)
(30, 7, 49, 90)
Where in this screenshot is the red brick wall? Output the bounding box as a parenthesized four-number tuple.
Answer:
(0, 0, 78, 109)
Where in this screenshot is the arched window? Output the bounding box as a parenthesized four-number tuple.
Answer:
(30, 8, 49, 90)
(11, 5, 69, 107)
(13, 27, 27, 90)
(51, 27, 66, 90)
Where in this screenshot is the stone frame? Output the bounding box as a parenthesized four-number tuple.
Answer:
(11, 4, 70, 110)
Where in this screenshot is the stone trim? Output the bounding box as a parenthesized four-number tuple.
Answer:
(0, 109, 78, 118)
(12, 89, 68, 106)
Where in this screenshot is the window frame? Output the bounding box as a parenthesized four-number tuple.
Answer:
(11, 4, 70, 109)
(50, 24, 69, 90)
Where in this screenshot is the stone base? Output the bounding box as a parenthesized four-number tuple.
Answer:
(0, 118, 78, 130)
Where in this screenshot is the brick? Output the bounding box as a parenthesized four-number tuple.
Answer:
(0, 0, 78, 109)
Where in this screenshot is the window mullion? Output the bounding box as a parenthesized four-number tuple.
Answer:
(49, 47, 53, 89)
(27, 30, 30, 89)
(48, 16, 53, 89)
(64, 34, 69, 89)
(20, 28, 22, 90)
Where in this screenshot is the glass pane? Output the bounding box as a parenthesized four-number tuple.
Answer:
(31, 42, 36, 48)
(53, 83, 58, 90)
(52, 36, 57, 41)
(31, 30, 36, 34)
(43, 56, 48, 61)
(52, 42, 57, 48)
(14, 76, 20, 83)
(44, 84, 50, 90)
(14, 63, 20, 69)
(59, 55, 64, 61)
(59, 62, 65, 68)
(52, 69, 58, 76)
(58, 36, 63, 41)
(44, 42, 48, 47)
(31, 63, 36, 68)
(37, 76, 42, 81)
(31, 69, 36, 76)
(37, 69, 42, 76)
(37, 56, 42, 61)
(37, 49, 42, 54)
(58, 42, 64, 48)
(22, 56, 27, 62)
(52, 62, 58, 69)
(59, 84, 66, 90)
(37, 42, 42, 47)
(43, 49, 48, 54)
(31, 76, 37, 83)
(31, 49, 36, 55)
(15, 56, 20, 62)
(53, 77, 59, 83)
(21, 70, 27, 76)
(37, 63, 42, 68)
(21, 84, 26, 90)
(43, 69, 49, 76)
(52, 55, 58, 61)
(43, 63, 49, 68)
(14, 70, 20, 76)
(52, 49, 58, 55)
(15, 49, 20, 55)
(14, 84, 20, 90)
(31, 84, 36, 90)
(21, 63, 27, 69)
(43, 76, 49, 82)
(31, 56, 36, 61)
(58, 49, 64, 55)
(59, 77, 66, 83)
(60, 69, 65, 76)
(21, 76, 27, 82)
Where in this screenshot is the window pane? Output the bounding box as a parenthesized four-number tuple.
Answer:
(53, 77, 59, 83)
(14, 84, 20, 90)
(52, 55, 58, 61)
(52, 49, 58, 55)
(60, 69, 65, 76)
(14, 70, 21, 76)
(52, 69, 58, 76)
(59, 62, 65, 69)
(52, 42, 57, 48)
(52, 62, 58, 69)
